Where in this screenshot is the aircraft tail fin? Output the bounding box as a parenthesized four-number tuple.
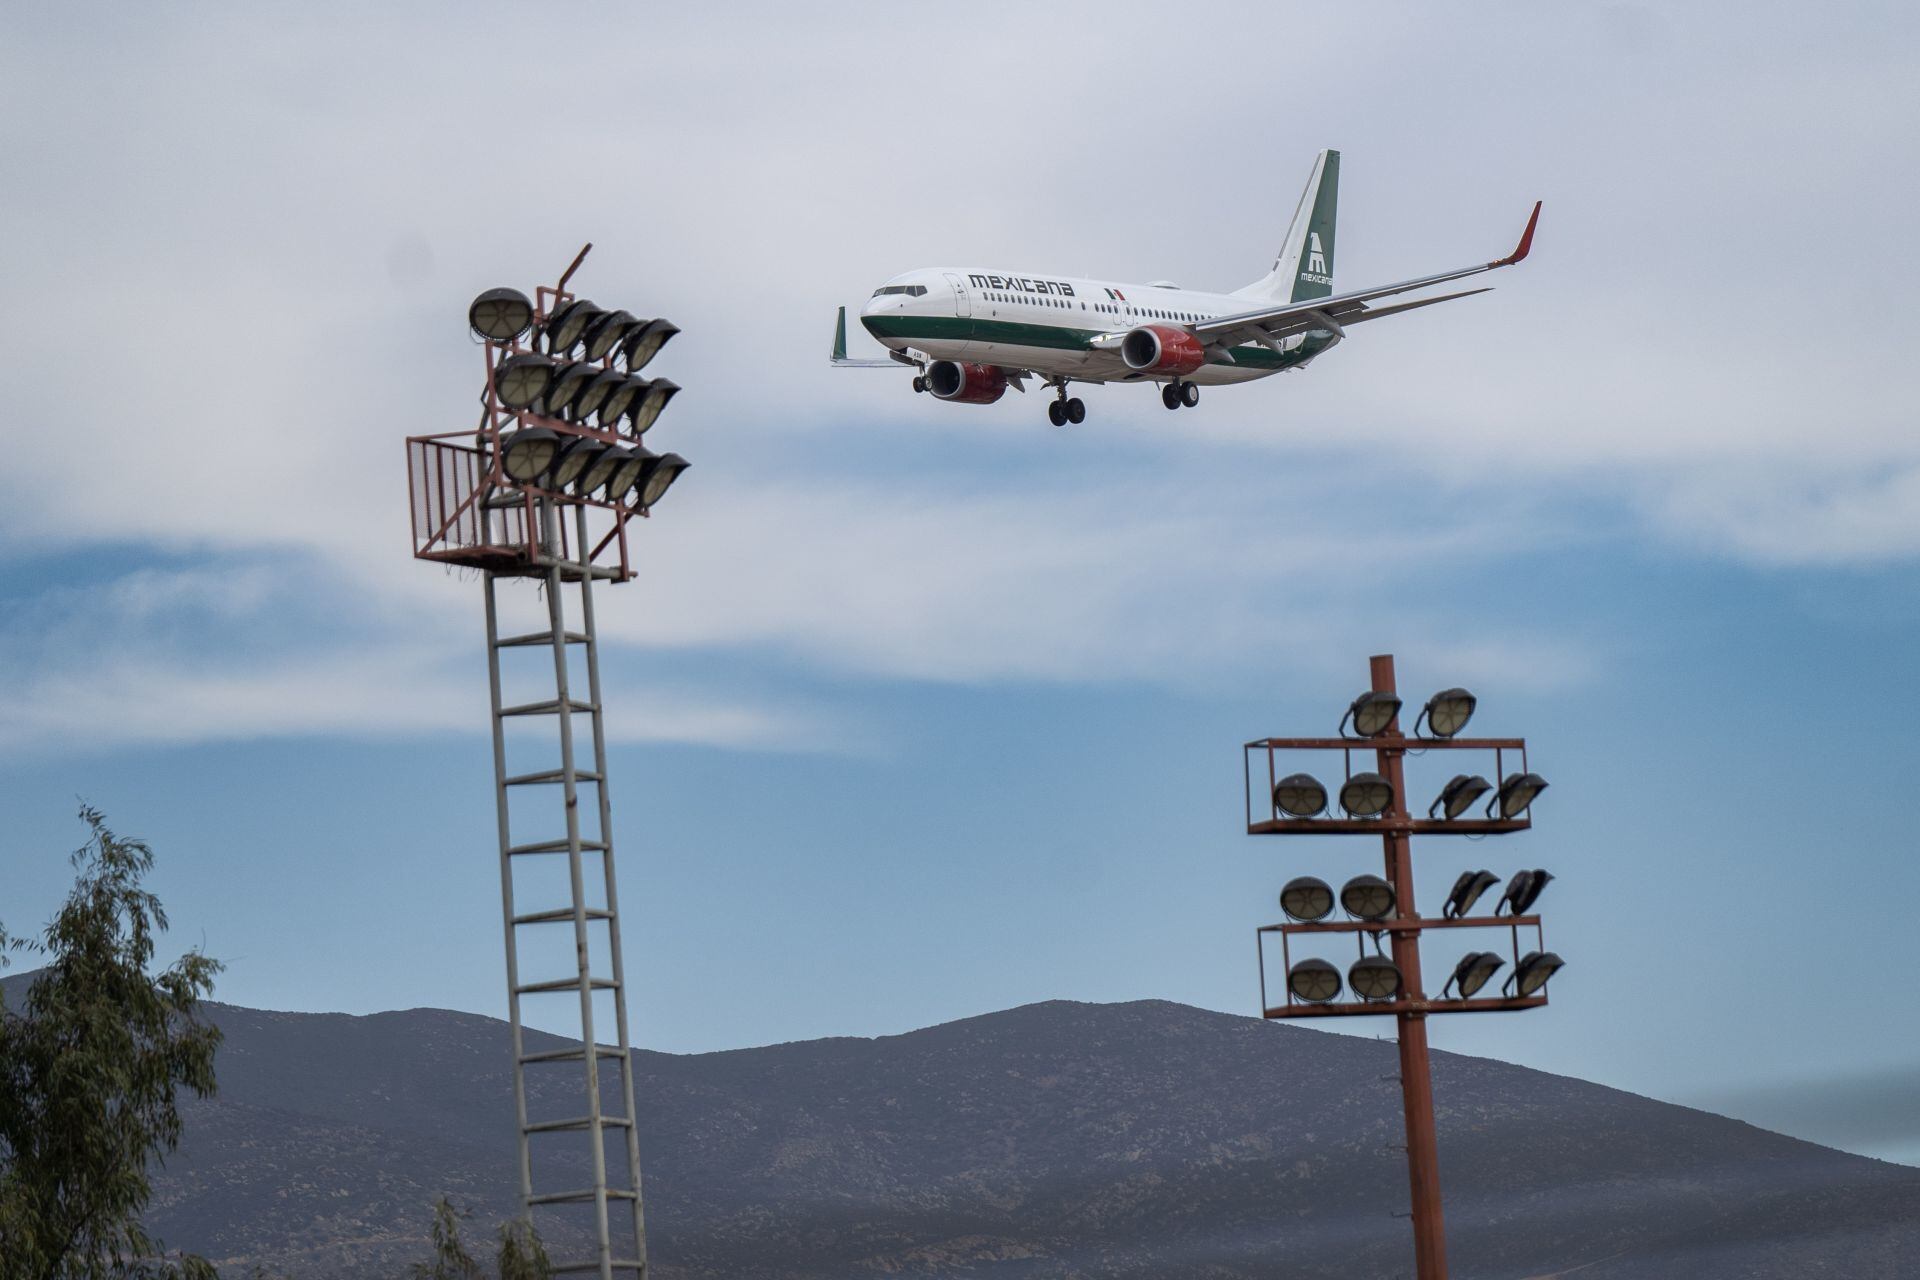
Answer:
(1234, 149, 1339, 303)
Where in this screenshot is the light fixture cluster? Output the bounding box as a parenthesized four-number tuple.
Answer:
(1269, 686, 1546, 822)
(1442, 867, 1556, 918)
(1435, 949, 1564, 999)
(1274, 768, 1547, 822)
(1286, 945, 1565, 1006)
(1338, 687, 1477, 741)
(467, 287, 689, 512)
(1277, 865, 1565, 1006)
(1281, 874, 1398, 923)
(1285, 953, 1406, 1004)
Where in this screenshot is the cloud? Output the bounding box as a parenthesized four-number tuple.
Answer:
(1641, 462, 1920, 566)
(0, 559, 844, 755)
(0, 653, 826, 755)
(0, 2, 1913, 755)
(583, 472, 1598, 688)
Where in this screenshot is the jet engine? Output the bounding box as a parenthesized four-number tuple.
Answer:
(1121, 325, 1206, 377)
(925, 360, 1008, 404)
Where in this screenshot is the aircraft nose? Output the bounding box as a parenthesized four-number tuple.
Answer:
(860, 291, 900, 336)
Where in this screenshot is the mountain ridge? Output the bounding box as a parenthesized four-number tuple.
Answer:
(4, 974, 1916, 1276)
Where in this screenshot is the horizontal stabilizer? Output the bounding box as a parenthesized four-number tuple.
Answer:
(1342, 287, 1492, 325)
(830, 306, 904, 368)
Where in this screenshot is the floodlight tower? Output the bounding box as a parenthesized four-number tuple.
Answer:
(406, 245, 689, 1279)
(1243, 655, 1563, 1280)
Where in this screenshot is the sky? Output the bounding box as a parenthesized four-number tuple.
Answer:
(2, 2, 1919, 1167)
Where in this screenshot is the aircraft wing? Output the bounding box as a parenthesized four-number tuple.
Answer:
(1191, 201, 1540, 349)
(830, 306, 916, 367)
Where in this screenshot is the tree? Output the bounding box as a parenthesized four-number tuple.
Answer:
(494, 1215, 553, 1280)
(408, 1198, 552, 1280)
(408, 1198, 482, 1280)
(0, 806, 223, 1280)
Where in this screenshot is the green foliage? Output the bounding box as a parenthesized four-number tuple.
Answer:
(407, 1199, 552, 1280)
(494, 1216, 552, 1280)
(0, 806, 223, 1280)
(407, 1198, 481, 1280)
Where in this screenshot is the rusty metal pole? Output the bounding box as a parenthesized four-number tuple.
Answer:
(1370, 653, 1448, 1279)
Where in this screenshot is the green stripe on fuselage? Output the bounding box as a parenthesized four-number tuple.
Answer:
(860, 314, 1328, 371)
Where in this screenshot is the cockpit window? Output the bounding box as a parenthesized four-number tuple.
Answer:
(870, 284, 928, 297)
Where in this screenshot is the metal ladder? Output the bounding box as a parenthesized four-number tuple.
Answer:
(483, 499, 646, 1278)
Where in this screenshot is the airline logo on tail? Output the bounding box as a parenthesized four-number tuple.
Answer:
(1304, 232, 1329, 281)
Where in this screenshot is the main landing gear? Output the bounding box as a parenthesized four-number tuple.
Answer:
(911, 375, 926, 393)
(1047, 395, 1086, 426)
(1162, 381, 1200, 410)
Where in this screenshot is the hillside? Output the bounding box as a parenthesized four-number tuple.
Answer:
(5, 977, 1917, 1276)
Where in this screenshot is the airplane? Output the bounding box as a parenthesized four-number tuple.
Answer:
(832, 149, 1540, 426)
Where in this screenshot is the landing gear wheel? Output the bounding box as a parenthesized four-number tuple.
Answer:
(1065, 397, 1085, 424)
(1180, 381, 1200, 408)
(1162, 383, 1181, 410)
(1047, 399, 1066, 427)
(911, 376, 926, 394)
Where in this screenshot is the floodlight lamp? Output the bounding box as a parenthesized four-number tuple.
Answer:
(597, 375, 647, 428)
(543, 300, 602, 356)
(1348, 955, 1403, 1002)
(1507, 951, 1565, 998)
(1340, 874, 1396, 922)
(635, 452, 689, 509)
(498, 427, 560, 484)
(584, 309, 641, 363)
(1446, 951, 1505, 999)
(1342, 690, 1402, 738)
(548, 436, 601, 491)
(582, 446, 634, 500)
(493, 354, 555, 411)
(1279, 876, 1334, 922)
(1489, 772, 1549, 819)
(573, 444, 620, 497)
(1272, 773, 1328, 819)
(1430, 774, 1493, 820)
(605, 448, 649, 503)
(543, 362, 599, 419)
(1496, 869, 1555, 917)
(1339, 772, 1394, 819)
(572, 369, 626, 424)
(1442, 869, 1501, 920)
(468, 287, 533, 341)
(1419, 687, 1477, 738)
(620, 318, 679, 372)
(627, 378, 680, 435)
(1287, 958, 1342, 1004)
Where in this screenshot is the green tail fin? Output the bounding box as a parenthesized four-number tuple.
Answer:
(1289, 150, 1338, 302)
(1233, 149, 1340, 303)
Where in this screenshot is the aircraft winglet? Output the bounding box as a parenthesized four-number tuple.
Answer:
(1494, 201, 1543, 267)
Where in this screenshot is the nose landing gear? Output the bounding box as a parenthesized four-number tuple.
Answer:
(1162, 381, 1200, 410)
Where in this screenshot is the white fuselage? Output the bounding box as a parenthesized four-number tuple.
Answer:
(859, 268, 1326, 386)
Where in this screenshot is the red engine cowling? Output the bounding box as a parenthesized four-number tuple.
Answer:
(926, 360, 1008, 405)
(1121, 324, 1206, 376)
